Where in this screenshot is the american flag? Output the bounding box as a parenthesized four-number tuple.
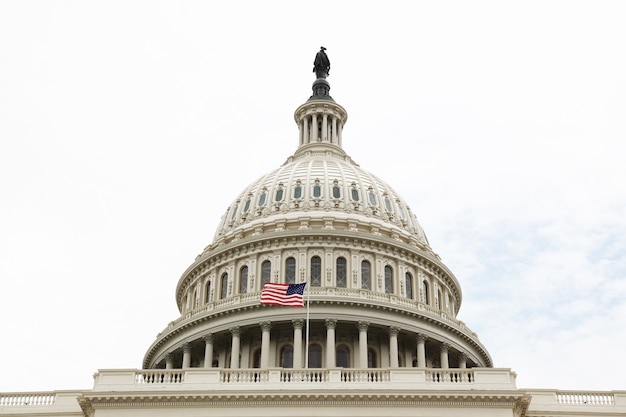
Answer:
(260, 282, 306, 307)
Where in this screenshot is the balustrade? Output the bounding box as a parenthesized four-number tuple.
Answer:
(556, 392, 615, 405)
(0, 393, 55, 406)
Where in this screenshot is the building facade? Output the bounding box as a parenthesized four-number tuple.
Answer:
(1, 54, 624, 417)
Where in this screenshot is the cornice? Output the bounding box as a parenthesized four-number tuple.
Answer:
(79, 390, 530, 410)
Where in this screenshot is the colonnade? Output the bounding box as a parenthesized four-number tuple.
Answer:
(298, 110, 344, 147)
(162, 320, 468, 370)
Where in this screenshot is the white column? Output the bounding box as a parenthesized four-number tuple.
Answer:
(303, 117, 309, 145)
(260, 321, 271, 368)
(292, 319, 304, 369)
(230, 327, 240, 369)
(440, 343, 449, 369)
(311, 114, 318, 141)
(389, 327, 399, 368)
(416, 334, 427, 368)
(331, 116, 337, 144)
(325, 319, 337, 367)
(182, 343, 191, 369)
(459, 352, 467, 369)
(322, 114, 328, 142)
(203, 334, 214, 368)
(358, 321, 369, 368)
(165, 353, 173, 370)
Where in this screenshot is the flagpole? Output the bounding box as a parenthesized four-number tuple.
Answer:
(305, 277, 310, 369)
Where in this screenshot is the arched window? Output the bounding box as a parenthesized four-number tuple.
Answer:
(220, 273, 229, 299)
(280, 345, 294, 368)
(405, 272, 413, 299)
(336, 257, 347, 288)
(311, 256, 321, 287)
(240, 266, 248, 294)
(421, 280, 429, 305)
(367, 348, 377, 368)
(261, 261, 271, 286)
(332, 183, 341, 199)
(205, 281, 211, 303)
(336, 345, 350, 368)
(285, 257, 296, 284)
(308, 344, 322, 368)
(361, 260, 371, 290)
(384, 266, 393, 294)
(437, 289, 443, 310)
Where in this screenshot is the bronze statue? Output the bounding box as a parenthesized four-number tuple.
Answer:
(313, 47, 330, 79)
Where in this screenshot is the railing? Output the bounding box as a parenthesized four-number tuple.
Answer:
(426, 369, 474, 383)
(341, 369, 390, 382)
(556, 392, 615, 405)
(0, 393, 55, 406)
(170, 288, 472, 334)
(136, 370, 185, 384)
(221, 369, 269, 383)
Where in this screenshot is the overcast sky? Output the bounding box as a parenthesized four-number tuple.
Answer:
(1, 1, 625, 393)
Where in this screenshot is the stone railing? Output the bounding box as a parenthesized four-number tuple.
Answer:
(167, 288, 473, 336)
(0, 393, 55, 406)
(92, 367, 518, 392)
(556, 392, 615, 405)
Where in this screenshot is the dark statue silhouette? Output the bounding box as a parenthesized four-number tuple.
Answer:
(313, 47, 330, 79)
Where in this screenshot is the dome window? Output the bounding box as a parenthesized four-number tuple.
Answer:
(285, 257, 296, 284)
(397, 200, 407, 221)
(230, 206, 238, 221)
(312, 179, 322, 198)
(384, 196, 393, 212)
(351, 188, 359, 202)
(336, 257, 347, 287)
(384, 265, 393, 294)
(240, 266, 248, 294)
(311, 256, 321, 287)
(361, 260, 371, 290)
(293, 184, 302, 199)
(261, 260, 271, 286)
(258, 188, 268, 207)
(368, 190, 377, 206)
(405, 272, 413, 299)
(243, 197, 251, 213)
(332, 183, 341, 199)
(275, 183, 285, 202)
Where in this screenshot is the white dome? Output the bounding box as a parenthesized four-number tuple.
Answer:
(213, 142, 430, 248)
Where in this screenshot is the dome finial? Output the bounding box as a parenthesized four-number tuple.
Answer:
(309, 47, 333, 101)
(313, 46, 330, 79)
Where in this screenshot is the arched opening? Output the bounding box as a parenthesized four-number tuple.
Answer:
(240, 266, 248, 294)
(384, 265, 393, 294)
(361, 260, 371, 290)
(261, 260, 271, 286)
(220, 273, 228, 299)
(285, 257, 296, 284)
(336, 257, 347, 288)
(280, 345, 294, 368)
(311, 256, 321, 287)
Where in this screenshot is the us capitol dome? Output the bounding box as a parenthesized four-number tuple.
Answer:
(3, 47, 624, 417)
(141, 48, 493, 373)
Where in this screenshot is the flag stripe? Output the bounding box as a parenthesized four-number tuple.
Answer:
(260, 283, 306, 307)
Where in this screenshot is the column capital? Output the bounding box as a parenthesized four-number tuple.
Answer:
(325, 318, 337, 329)
(440, 342, 450, 352)
(182, 343, 191, 353)
(229, 326, 241, 337)
(357, 321, 370, 331)
(459, 352, 468, 360)
(203, 333, 214, 343)
(260, 321, 272, 331)
(417, 333, 428, 343)
(292, 319, 304, 329)
(389, 326, 400, 336)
